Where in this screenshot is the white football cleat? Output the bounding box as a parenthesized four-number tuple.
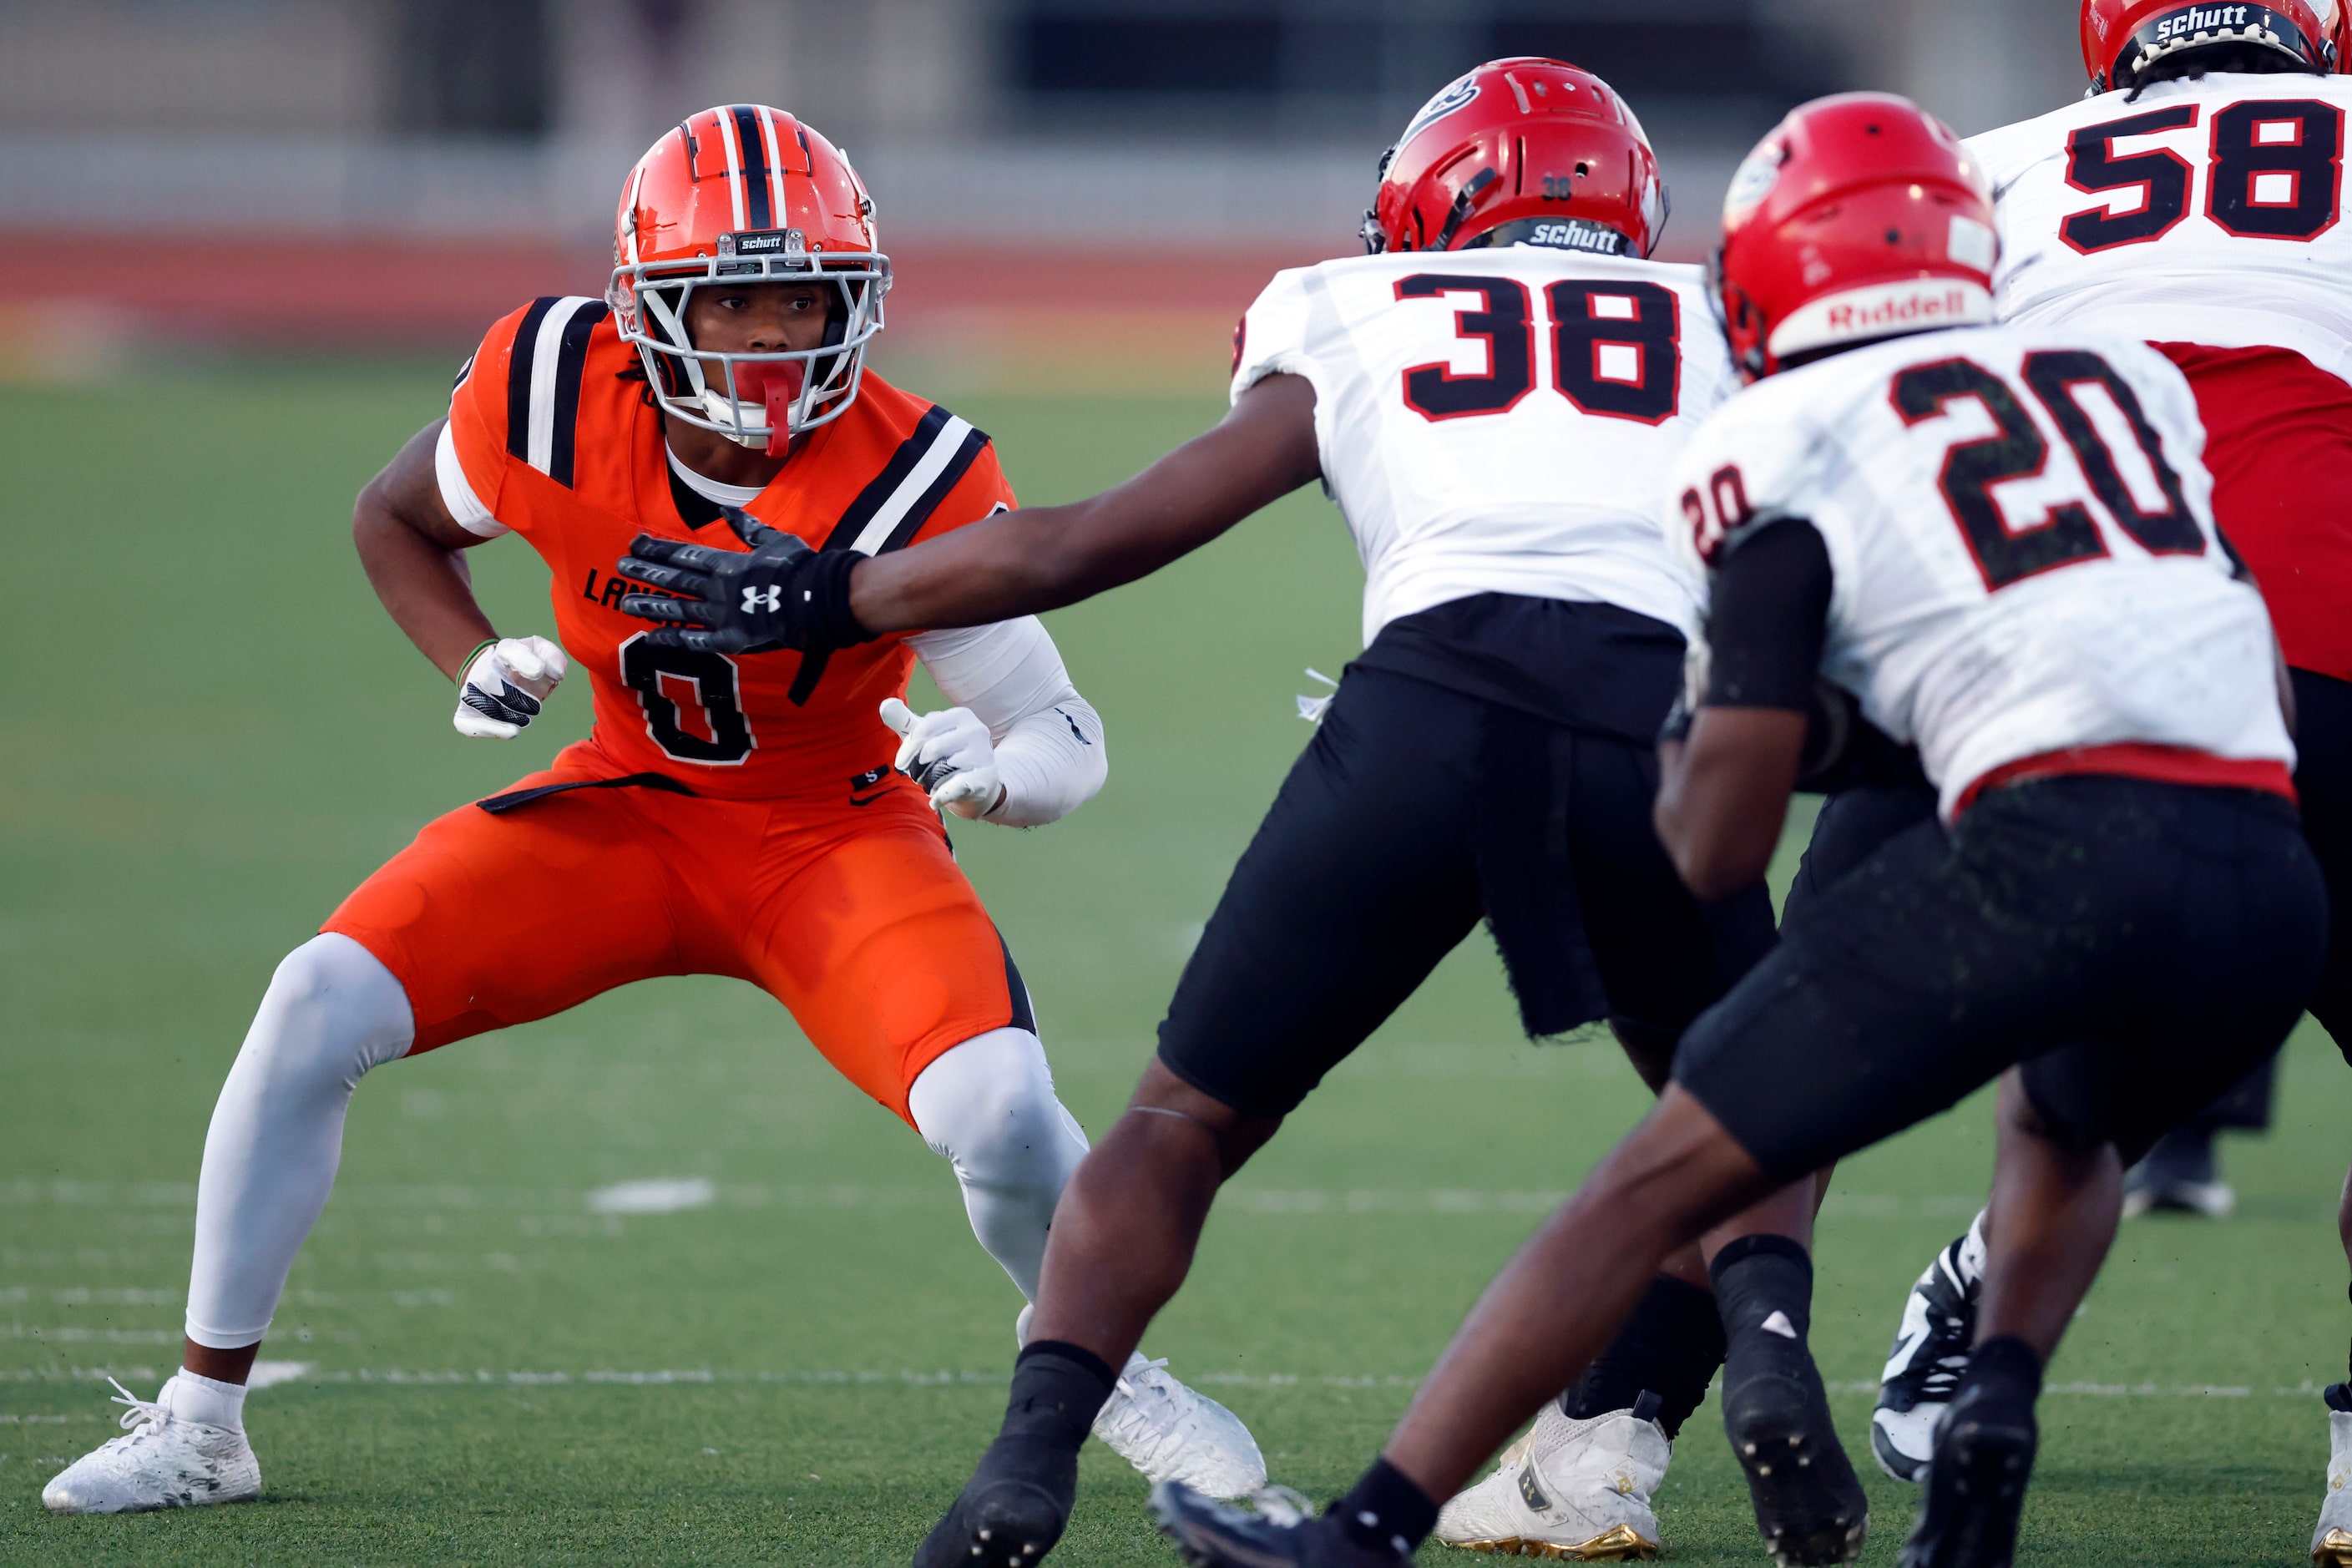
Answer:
(43, 1377, 260, 1514)
(1433, 1399, 1667, 1560)
(2313, 1407, 2352, 1565)
(1092, 1353, 1267, 1500)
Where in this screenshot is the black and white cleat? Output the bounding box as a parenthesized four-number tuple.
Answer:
(1874, 1214, 1985, 1484)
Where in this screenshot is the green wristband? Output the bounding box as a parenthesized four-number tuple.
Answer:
(457, 638, 498, 685)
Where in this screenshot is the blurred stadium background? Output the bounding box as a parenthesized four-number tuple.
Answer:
(0, 0, 2080, 389)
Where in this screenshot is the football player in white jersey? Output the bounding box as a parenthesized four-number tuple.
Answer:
(619, 57, 1868, 1568)
(1146, 92, 2325, 1568)
(1859, 1, 2352, 1524)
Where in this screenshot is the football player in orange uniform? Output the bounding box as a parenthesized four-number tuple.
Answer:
(41, 106, 1263, 1517)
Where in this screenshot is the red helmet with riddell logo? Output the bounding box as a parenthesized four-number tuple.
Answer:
(1363, 58, 1670, 260)
(2081, 0, 2345, 91)
(1712, 93, 1996, 382)
(607, 104, 889, 451)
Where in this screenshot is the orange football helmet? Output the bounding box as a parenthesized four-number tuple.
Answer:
(608, 104, 888, 449)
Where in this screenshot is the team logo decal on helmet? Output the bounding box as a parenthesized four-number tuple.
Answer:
(1397, 76, 1481, 151)
(607, 104, 891, 451)
(1723, 139, 1789, 225)
(2081, 0, 2348, 91)
(1362, 58, 1671, 261)
(1712, 93, 1996, 381)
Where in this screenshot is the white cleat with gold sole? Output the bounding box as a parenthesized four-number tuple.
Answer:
(1434, 1399, 1668, 1560)
(2313, 1407, 2352, 1565)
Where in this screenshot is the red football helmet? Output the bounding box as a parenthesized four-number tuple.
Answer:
(607, 104, 888, 450)
(2081, 0, 2345, 91)
(1363, 58, 1670, 259)
(1712, 94, 1996, 382)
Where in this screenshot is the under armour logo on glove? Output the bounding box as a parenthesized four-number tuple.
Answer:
(615, 506, 877, 656)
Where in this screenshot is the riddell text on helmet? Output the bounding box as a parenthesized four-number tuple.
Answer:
(1824, 286, 1979, 337)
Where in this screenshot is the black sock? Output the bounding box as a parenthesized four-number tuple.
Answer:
(2339, 1280, 2352, 1399)
(2333, 1286, 2352, 1410)
(1331, 1457, 1439, 1558)
(1563, 1272, 1726, 1439)
(993, 1340, 1116, 1456)
(1963, 1334, 2043, 1408)
(1709, 1232, 1815, 1351)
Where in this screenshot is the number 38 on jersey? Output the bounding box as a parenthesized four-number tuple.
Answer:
(1394, 273, 1684, 425)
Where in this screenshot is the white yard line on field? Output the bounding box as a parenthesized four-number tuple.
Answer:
(0, 1178, 2000, 1221)
(0, 1367, 2319, 1399)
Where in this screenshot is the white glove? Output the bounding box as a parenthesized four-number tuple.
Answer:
(454, 635, 568, 739)
(880, 697, 1003, 818)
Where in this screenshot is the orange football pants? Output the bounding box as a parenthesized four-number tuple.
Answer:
(323, 758, 1022, 1124)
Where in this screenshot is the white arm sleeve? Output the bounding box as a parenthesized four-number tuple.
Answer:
(906, 617, 1106, 828)
(434, 420, 509, 539)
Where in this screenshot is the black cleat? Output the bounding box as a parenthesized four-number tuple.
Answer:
(1722, 1353, 1869, 1565)
(914, 1445, 1075, 1568)
(1897, 1380, 2036, 1568)
(1149, 1482, 1405, 1568)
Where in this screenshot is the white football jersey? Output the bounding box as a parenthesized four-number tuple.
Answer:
(1966, 73, 2352, 377)
(1231, 249, 1737, 645)
(1667, 324, 2291, 820)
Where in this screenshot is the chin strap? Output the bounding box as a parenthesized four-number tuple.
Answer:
(1432, 167, 1500, 251)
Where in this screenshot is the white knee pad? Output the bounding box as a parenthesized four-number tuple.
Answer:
(908, 1027, 1090, 1303)
(185, 933, 413, 1348)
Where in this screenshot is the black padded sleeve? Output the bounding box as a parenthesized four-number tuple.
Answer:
(1702, 517, 1833, 711)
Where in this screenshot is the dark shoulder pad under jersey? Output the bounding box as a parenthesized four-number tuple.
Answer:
(1704, 516, 1832, 712)
(811, 401, 994, 557)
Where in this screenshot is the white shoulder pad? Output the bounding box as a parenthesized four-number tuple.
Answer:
(1229, 266, 1325, 406)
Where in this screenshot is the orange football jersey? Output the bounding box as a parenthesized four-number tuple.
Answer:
(443, 296, 1015, 800)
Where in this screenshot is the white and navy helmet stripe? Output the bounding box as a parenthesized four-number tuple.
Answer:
(503, 295, 609, 488)
(714, 107, 749, 230)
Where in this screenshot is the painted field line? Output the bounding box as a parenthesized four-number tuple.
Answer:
(0, 1287, 452, 1308)
(0, 1368, 2323, 1399)
(0, 1179, 2000, 1221)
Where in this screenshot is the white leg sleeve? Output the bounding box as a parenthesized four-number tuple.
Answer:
(906, 1027, 1090, 1303)
(184, 933, 414, 1348)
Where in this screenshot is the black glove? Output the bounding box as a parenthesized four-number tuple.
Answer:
(1657, 687, 1696, 748)
(616, 507, 876, 655)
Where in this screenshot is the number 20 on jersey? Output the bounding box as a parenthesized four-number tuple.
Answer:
(1394, 274, 1683, 425)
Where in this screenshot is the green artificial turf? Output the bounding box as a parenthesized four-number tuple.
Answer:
(2, 362, 2348, 1564)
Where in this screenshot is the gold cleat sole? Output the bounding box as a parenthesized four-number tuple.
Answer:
(1437, 1524, 1660, 1560)
(2317, 1525, 2352, 1565)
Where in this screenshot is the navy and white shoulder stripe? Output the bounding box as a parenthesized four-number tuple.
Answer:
(822, 403, 994, 557)
(503, 295, 611, 489)
(783, 405, 995, 707)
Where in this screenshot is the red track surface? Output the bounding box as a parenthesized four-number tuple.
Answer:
(0, 232, 1340, 357)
